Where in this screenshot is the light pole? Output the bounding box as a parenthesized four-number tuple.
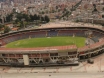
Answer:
(88, 10, 90, 26)
(71, 14, 74, 21)
(12, 16, 17, 28)
(0, 70, 2, 78)
(21, 18, 25, 29)
(100, 58, 101, 72)
(71, 14, 75, 26)
(92, 14, 95, 26)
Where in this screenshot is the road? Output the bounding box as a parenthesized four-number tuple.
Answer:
(0, 72, 104, 78)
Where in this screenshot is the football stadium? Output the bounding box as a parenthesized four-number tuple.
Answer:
(0, 25, 104, 67)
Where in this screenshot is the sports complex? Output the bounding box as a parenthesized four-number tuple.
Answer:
(0, 22, 104, 67)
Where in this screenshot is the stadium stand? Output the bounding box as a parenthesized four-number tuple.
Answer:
(58, 30, 85, 37)
(91, 37, 99, 42)
(47, 30, 58, 37)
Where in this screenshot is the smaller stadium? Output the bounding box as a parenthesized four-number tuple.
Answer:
(0, 24, 104, 67)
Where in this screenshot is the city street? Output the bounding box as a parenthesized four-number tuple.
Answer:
(0, 72, 104, 78)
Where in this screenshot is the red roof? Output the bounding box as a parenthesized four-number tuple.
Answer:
(12, 27, 18, 31)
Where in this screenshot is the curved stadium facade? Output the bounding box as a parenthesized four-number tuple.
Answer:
(0, 26, 104, 67)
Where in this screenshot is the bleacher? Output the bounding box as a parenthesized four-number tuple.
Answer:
(0, 29, 104, 46)
(91, 37, 99, 42)
(31, 31, 46, 38)
(58, 30, 85, 37)
(47, 30, 58, 37)
(0, 31, 47, 45)
(58, 30, 73, 36)
(3, 29, 87, 44)
(93, 31, 104, 38)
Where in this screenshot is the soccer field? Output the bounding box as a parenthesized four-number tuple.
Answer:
(6, 37, 86, 48)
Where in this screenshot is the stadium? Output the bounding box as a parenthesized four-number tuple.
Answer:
(0, 24, 104, 67)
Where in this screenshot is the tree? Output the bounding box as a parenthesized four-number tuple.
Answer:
(41, 11, 45, 14)
(15, 19, 19, 24)
(33, 14, 38, 20)
(22, 14, 30, 22)
(56, 6, 58, 10)
(0, 18, 2, 23)
(41, 16, 45, 22)
(17, 21, 24, 28)
(16, 13, 23, 21)
(37, 15, 40, 20)
(6, 13, 13, 22)
(58, 9, 61, 12)
(52, 9, 55, 13)
(23, 21, 28, 28)
(102, 7, 104, 11)
(64, 8, 67, 12)
(44, 15, 50, 23)
(29, 15, 34, 22)
(12, 8, 16, 13)
(0, 24, 4, 31)
(4, 26, 11, 33)
(16, 13, 29, 22)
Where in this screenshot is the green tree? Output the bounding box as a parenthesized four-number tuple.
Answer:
(12, 8, 16, 13)
(16, 13, 23, 21)
(15, 19, 19, 24)
(0, 24, 4, 31)
(41, 16, 45, 22)
(22, 14, 30, 22)
(64, 8, 67, 12)
(16, 13, 29, 22)
(102, 15, 104, 18)
(37, 15, 40, 20)
(4, 26, 11, 33)
(6, 13, 13, 22)
(29, 15, 34, 22)
(34, 14, 38, 20)
(56, 6, 58, 10)
(18, 21, 24, 28)
(52, 10, 55, 13)
(41, 11, 45, 14)
(0, 18, 2, 23)
(44, 15, 50, 23)
(102, 7, 104, 11)
(23, 21, 28, 28)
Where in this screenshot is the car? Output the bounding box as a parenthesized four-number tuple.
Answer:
(87, 59, 94, 64)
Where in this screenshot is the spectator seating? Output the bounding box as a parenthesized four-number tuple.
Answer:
(0, 29, 104, 46)
(91, 37, 99, 42)
(58, 30, 85, 37)
(47, 30, 58, 37)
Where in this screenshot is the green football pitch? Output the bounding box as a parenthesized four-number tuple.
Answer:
(6, 37, 86, 48)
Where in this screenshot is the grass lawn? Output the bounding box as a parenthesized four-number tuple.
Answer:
(6, 37, 86, 48)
